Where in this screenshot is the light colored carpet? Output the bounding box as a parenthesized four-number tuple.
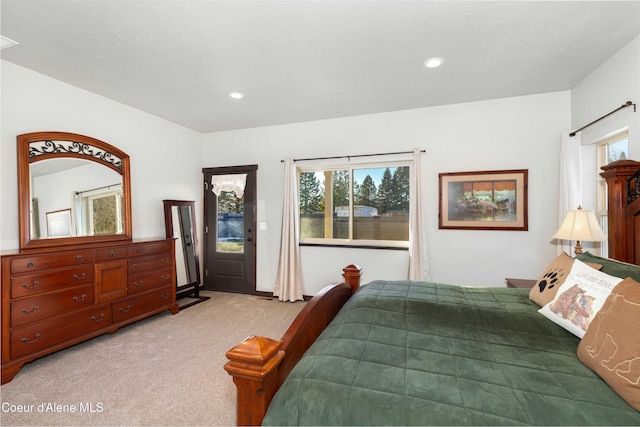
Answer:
(0, 291, 306, 426)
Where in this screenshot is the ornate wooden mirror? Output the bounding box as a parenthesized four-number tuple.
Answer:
(17, 131, 132, 251)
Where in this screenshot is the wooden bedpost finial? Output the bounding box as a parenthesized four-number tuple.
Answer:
(224, 335, 285, 426)
(342, 264, 363, 292)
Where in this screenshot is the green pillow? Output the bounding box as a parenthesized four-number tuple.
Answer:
(576, 252, 640, 282)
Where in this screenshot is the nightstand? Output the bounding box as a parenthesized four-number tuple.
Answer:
(505, 278, 537, 289)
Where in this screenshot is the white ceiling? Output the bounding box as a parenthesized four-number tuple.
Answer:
(1, 1, 639, 133)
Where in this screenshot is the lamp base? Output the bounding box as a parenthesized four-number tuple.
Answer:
(574, 241, 583, 255)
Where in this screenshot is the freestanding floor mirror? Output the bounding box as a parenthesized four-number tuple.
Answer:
(163, 200, 209, 309)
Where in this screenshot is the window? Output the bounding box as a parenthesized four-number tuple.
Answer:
(298, 161, 411, 248)
(211, 173, 247, 253)
(73, 185, 124, 236)
(88, 192, 123, 235)
(596, 130, 629, 257)
(216, 190, 244, 253)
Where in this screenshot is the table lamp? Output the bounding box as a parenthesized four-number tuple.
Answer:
(552, 205, 606, 255)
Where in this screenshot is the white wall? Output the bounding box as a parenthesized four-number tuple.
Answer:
(0, 61, 203, 251)
(572, 35, 640, 213)
(203, 91, 571, 294)
(6, 33, 635, 296)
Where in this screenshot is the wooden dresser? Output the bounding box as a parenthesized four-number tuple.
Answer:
(1, 238, 178, 384)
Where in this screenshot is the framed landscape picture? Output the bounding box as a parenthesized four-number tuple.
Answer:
(439, 169, 528, 231)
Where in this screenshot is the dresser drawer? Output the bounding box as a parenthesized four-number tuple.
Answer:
(10, 304, 111, 359)
(94, 247, 128, 262)
(112, 286, 174, 324)
(10, 250, 94, 274)
(11, 284, 94, 327)
(10, 265, 93, 298)
(128, 268, 174, 294)
(128, 253, 173, 273)
(128, 241, 171, 257)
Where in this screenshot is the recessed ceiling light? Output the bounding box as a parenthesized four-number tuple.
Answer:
(228, 91, 244, 99)
(424, 57, 444, 69)
(0, 35, 19, 50)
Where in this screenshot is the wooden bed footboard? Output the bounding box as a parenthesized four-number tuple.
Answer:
(225, 264, 363, 426)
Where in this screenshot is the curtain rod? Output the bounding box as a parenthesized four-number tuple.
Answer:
(569, 101, 636, 137)
(281, 149, 425, 163)
(74, 183, 121, 195)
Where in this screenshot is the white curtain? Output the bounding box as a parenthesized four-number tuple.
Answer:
(408, 148, 429, 280)
(557, 131, 583, 255)
(211, 174, 247, 197)
(274, 158, 304, 302)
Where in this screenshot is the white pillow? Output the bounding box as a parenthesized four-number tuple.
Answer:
(538, 258, 623, 338)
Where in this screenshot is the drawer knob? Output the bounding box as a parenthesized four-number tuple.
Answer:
(134, 263, 144, 269)
(21, 333, 41, 344)
(73, 273, 87, 280)
(161, 274, 169, 280)
(21, 281, 39, 289)
(76, 255, 83, 261)
(161, 258, 169, 263)
(73, 294, 87, 302)
(134, 280, 144, 287)
(119, 305, 131, 313)
(161, 293, 170, 300)
(26, 261, 34, 268)
(91, 314, 106, 322)
(21, 305, 39, 314)
(109, 251, 116, 257)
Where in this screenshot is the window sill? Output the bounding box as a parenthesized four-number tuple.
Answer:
(299, 242, 408, 251)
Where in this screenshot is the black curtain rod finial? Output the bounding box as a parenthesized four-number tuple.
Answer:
(569, 100, 636, 137)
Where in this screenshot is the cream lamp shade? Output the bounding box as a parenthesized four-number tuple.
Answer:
(552, 206, 606, 255)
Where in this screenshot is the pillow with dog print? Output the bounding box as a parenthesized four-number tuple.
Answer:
(538, 258, 622, 338)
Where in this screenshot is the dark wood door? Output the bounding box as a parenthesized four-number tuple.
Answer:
(202, 165, 257, 294)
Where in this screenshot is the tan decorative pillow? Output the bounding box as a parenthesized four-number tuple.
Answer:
(529, 252, 602, 307)
(577, 277, 640, 411)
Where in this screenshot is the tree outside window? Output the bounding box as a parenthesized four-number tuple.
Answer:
(299, 163, 410, 247)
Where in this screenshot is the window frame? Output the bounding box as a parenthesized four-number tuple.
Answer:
(596, 129, 629, 257)
(87, 190, 124, 236)
(297, 160, 412, 249)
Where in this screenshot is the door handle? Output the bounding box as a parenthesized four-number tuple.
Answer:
(246, 237, 252, 242)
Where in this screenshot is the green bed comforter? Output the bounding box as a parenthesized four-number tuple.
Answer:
(263, 280, 640, 425)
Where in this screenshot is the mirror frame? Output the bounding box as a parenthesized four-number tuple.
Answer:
(163, 199, 201, 293)
(18, 131, 132, 251)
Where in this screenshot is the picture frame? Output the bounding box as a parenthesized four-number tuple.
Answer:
(439, 169, 528, 231)
(46, 208, 72, 238)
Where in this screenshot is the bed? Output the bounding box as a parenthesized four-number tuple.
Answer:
(225, 159, 640, 425)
